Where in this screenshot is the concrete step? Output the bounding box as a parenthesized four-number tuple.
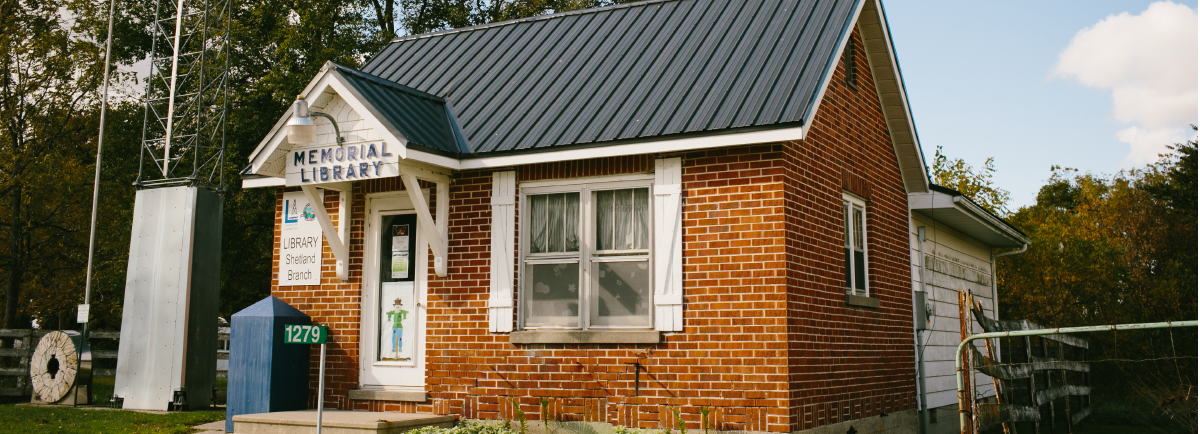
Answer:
(233, 410, 454, 434)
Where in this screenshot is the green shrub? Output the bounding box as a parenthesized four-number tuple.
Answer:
(409, 420, 518, 434)
(613, 426, 664, 434)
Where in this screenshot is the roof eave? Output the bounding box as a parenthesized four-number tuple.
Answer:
(859, 0, 929, 193)
(908, 189, 1030, 248)
(401, 122, 807, 171)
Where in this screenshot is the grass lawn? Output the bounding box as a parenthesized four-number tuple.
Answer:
(0, 405, 224, 433)
(0, 377, 229, 433)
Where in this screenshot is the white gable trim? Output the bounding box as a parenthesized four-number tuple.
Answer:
(247, 65, 409, 179)
(861, 0, 929, 193)
(327, 72, 409, 161)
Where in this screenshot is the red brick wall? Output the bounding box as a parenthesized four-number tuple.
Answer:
(420, 153, 795, 432)
(271, 186, 365, 411)
(268, 24, 915, 433)
(780, 27, 916, 430)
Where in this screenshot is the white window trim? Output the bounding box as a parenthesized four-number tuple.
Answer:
(518, 177, 656, 331)
(844, 193, 870, 297)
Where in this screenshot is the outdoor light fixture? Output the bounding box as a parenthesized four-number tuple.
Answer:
(285, 95, 344, 145)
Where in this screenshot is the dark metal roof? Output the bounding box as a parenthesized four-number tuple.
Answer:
(330, 63, 465, 154)
(360, 0, 860, 155)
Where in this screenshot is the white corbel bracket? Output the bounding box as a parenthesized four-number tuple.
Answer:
(399, 165, 450, 277)
(301, 185, 349, 282)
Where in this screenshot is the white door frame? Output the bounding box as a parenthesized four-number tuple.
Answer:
(359, 190, 429, 390)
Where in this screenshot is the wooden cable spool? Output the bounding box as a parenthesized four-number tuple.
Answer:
(29, 331, 79, 403)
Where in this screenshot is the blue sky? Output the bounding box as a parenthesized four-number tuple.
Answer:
(882, 1, 1198, 209)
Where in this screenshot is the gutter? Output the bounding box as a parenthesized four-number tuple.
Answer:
(951, 196, 1028, 246)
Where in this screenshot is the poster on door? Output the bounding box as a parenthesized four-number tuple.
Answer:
(391, 225, 410, 279)
(279, 190, 323, 286)
(379, 281, 415, 363)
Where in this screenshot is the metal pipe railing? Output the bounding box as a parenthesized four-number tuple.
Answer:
(956, 320, 1198, 433)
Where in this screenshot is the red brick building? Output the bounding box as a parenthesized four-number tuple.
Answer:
(243, 1, 931, 432)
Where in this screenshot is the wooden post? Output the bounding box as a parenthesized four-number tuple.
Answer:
(977, 301, 1012, 434)
(1025, 336, 1039, 434)
(1058, 342, 1071, 433)
(1082, 348, 1090, 428)
(1042, 339, 1055, 433)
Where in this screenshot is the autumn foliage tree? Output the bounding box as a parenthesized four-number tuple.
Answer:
(931, 145, 1012, 216)
(998, 140, 1196, 329)
(936, 139, 1197, 429)
(997, 138, 1197, 430)
(931, 141, 1196, 327)
(0, 0, 106, 331)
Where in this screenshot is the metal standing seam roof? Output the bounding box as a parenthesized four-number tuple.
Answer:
(329, 63, 465, 154)
(359, 0, 860, 156)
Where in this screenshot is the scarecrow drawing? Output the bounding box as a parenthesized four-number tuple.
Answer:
(386, 297, 409, 360)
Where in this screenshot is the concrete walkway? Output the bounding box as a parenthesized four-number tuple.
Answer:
(194, 420, 225, 433)
(227, 410, 454, 434)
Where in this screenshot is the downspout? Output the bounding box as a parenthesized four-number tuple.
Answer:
(986, 244, 1028, 371)
(915, 226, 931, 434)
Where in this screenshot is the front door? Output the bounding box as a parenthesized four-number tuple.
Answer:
(360, 192, 427, 389)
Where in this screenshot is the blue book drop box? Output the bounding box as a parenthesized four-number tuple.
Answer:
(225, 296, 311, 432)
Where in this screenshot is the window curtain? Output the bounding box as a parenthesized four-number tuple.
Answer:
(597, 189, 650, 251)
(529, 193, 579, 254)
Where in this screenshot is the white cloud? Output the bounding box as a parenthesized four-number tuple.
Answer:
(1052, 1, 1198, 168)
(1114, 126, 1193, 167)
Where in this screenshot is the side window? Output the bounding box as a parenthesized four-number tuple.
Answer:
(843, 194, 868, 296)
(521, 183, 653, 330)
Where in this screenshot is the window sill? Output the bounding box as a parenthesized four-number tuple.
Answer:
(846, 293, 880, 309)
(510, 330, 661, 344)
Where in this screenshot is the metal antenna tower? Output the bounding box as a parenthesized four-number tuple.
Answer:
(114, 0, 230, 410)
(137, 0, 230, 189)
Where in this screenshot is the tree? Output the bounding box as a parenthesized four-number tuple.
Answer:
(389, 0, 635, 37)
(2, 0, 654, 329)
(0, 0, 105, 330)
(930, 145, 1012, 216)
(998, 138, 1198, 328)
(996, 136, 1198, 429)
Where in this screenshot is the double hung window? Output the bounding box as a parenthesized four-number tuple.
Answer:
(843, 194, 868, 296)
(521, 181, 652, 329)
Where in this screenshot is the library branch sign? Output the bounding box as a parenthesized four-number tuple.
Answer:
(279, 190, 323, 286)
